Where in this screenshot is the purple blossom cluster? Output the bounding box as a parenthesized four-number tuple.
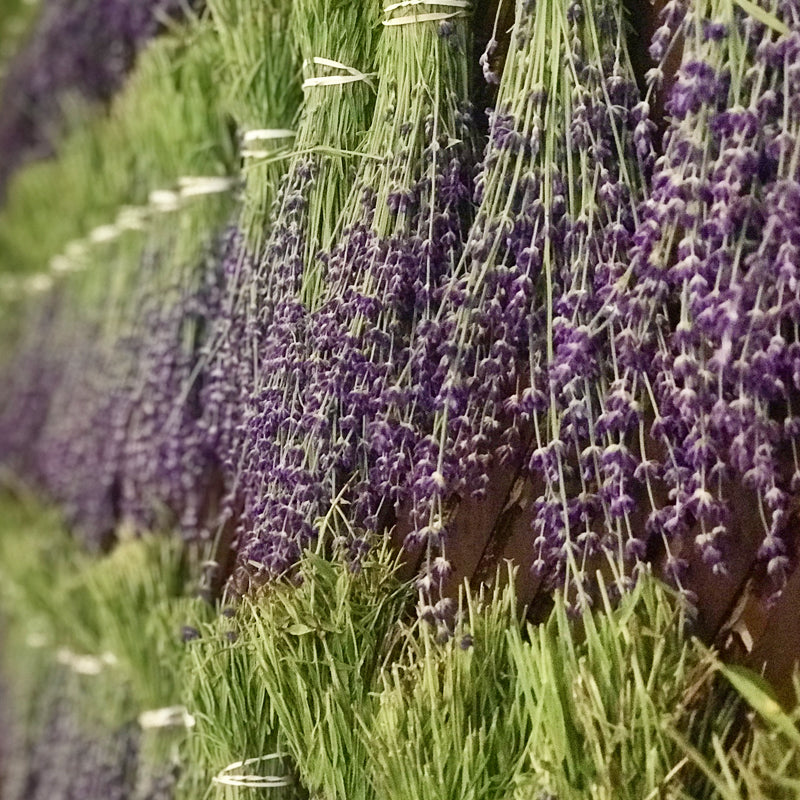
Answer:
(0, 297, 66, 487)
(0, 236, 235, 550)
(3, 0, 800, 618)
(114, 242, 234, 541)
(197, 0, 385, 583)
(612, 0, 800, 598)
(380, 0, 800, 608)
(230, 188, 318, 576)
(36, 357, 133, 549)
(236, 168, 476, 583)
(194, 232, 259, 516)
(2, 679, 180, 800)
(0, 0, 198, 199)
(0, 297, 124, 551)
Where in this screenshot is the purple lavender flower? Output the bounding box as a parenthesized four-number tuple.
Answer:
(386, 0, 650, 607)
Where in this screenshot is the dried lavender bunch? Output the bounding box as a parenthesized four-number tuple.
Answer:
(231, 1, 478, 584)
(193, 232, 256, 512)
(164, 0, 302, 544)
(33, 320, 139, 546)
(0, 296, 66, 486)
(7, 18, 239, 545)
(115, 243, 230, 539)
(40, 229, 235, 545)
(620, 0, 800, 597)
(380, 0, 651, 605)
(196, 0, 381, 578)
(3, 686, 138, 800)
(0, 0, 199, 199)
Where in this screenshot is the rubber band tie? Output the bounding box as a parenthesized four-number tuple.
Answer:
(115, 205, 149, 231)
(25, 274, 54, 294)
(213, 754, 294, 788)
(138, 705, 196, 730)
(50, 255, 77, 274)
(302, 57, 375, 89)
(383, 0, 470, 25)
(65, 240, 88, 258)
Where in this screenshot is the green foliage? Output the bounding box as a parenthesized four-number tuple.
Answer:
(0, 10, 237, 352)
(0, 487, 98, 652)
(507, 573, 741, 800)
(82, 533, 200, 711)
(179, 605, 302, 800)
(0, 491, 207, 788)
(685, 665, 800, 799)
(0, 0, 41, 71)
(4, 490, 800, 799)
(287, 0, 382, 306)
(366, 577, 529, 800)
(245, 542, 412, 800)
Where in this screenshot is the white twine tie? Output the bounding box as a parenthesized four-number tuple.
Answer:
(56, 648, 117, 676)
(241, 129, 297, 159)
(242, 129, 296, 142)
(177, 175, 237, 198)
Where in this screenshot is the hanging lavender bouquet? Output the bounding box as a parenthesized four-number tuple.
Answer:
(11, 19, 238, 546)
(366, 0, 651, 610)
(195, 0, 382, 585)
(169, 0, 301, 552)
(618, 0, 800, 600)
(206, 0, 302, 254)
(229, 0, 479, 587)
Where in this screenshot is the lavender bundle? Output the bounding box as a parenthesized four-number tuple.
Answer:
(245, 544, 411, 800)
(230, 1, 478, 585)
(112, 240, 230, 539)
(618, 0, 800, 597)
(166, 0, 302, 546)
(195, 0, 381, 579)
(94, 6, 300, 540)
(178, 602, 296, 800)
(0, 297, 66, 486)
(372, 0, 650, 605)
(255, 0, 382, 310)
(8, 696, 139, 800)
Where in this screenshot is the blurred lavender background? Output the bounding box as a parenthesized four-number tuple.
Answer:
(0, 0, 200, 201)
